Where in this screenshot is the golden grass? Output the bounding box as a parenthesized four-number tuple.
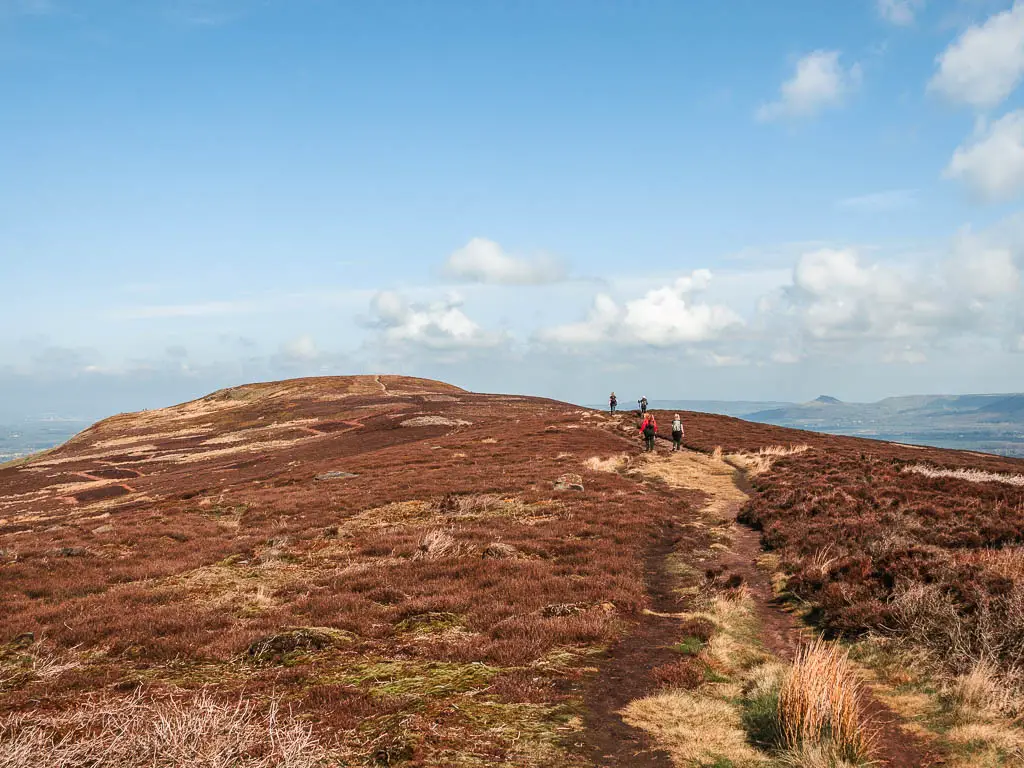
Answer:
(778, 638, 875, 762)
(630, 450, 746, 520)
(0, 690, 325, 767)
(902, 464, 1024, 488)
(727, 445, 810, 477)
(621, 690, 769, 766)
(583, 454, 630, 473)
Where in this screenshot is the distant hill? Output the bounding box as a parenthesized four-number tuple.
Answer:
(813, 395, 842, 404)
(746, 392, 1024, 458)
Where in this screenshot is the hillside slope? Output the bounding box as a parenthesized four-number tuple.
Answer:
(2, 378, 1024, 766)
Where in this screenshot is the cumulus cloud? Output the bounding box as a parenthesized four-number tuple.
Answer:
(763, 229, 1023, 357)
(786, 248, 929, 341)
(949, 229, 1021, 299)
(540, 270, 743, 348)
(442, 237, 565, 285)
(756, 50, 862, 122)
(945, 111, 1024, 201)
(877, 0, 925, 26)
(928, 1, 1024, 109)
(368, 291, 503, 349)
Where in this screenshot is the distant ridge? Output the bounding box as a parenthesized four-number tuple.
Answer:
(744, 392, 1024, 458)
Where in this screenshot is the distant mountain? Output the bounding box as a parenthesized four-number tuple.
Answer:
(813, 395, 842, 404)
(745, 393, 1024, 458)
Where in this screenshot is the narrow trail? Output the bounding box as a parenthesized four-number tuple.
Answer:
(581, 437, 942, 767)
(579, 519, 684, 768)
(717, 466, 942, 767)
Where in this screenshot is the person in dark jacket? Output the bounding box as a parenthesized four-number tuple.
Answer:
(609, 392, 617, 413)
(639, 413, 657, 452)
(671, 413, 684, 451)
(639, 396, 648, 414)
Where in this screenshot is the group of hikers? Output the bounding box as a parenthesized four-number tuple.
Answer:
(608, 392, 684, 453)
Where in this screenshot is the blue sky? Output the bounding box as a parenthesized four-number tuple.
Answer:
(4, 0, 1024, 419)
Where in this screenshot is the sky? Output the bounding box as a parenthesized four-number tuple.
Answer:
(4, 0, 1024, 419)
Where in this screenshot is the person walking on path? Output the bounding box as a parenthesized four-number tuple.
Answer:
(671, 413, 684, 452)
(609, 392, 617, 413)
(639, 396, 648, 415)
(640, 413, 657, 452)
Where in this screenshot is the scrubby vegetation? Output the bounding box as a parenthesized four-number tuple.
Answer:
(5, 383, 1024, 765)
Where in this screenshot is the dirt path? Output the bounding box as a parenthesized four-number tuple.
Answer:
(581, 444, 943, 767)
(579, 519, 684, 767)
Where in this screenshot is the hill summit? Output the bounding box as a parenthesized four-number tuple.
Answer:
(812, 394, 842, 404)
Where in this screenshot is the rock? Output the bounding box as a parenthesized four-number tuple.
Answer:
(553, 473, 584, 492)
(481, 542, 520, 560)
(400, 416, 471, 428)
(315, 471, 359, 481)
(541, 602, 587, 618)
(51, 547, 90, 558)
(246, 626, 351, 663)
(92, 524, 114, 534)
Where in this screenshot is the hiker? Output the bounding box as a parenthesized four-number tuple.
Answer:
(609, 392, 617, 413)
(639, 396, 648, 414)
(640, 413, 657, 452)
(671, 413, 684, 452)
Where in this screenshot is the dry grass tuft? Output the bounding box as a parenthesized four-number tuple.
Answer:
(777, 638, 875, 762)
(728, 444, 810, 476)
(776, 743, 861, 768)
(902, 463, 1024, 488)
(584, 454, 629, 473)
(944, 659, 1019, 721)
(413, 529, 462, 560)
(0, 690, 324, 767)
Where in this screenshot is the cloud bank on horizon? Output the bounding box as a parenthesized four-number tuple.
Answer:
(4, 0, 1024, 418)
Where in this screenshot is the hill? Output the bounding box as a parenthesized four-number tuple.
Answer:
(2, 376, 1024, 766)
(747, 392, 1024, 457)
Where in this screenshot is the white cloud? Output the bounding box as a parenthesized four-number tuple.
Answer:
(949, 228, 1021, 298)
(442, 237, 565, 285)
(877, 0, 925, 26)
(280, 335, 318, 361)
(763, 226, 1024, 356)
(786, 248, 944, 341)
(368, 291, 503, 349)
(757, 50, 862, 121)
(835, 189, 917, 211)
(540, 270, 743, 348)
(928, 1, 1024, 109)
(945, 110, 1024, 201)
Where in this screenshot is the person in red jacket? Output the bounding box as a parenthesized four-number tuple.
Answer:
(639, 413, 657, 452)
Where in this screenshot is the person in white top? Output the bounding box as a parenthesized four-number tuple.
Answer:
(671, 414, 684, 452)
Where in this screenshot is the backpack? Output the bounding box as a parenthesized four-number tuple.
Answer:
(643, 422, 655, 438)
